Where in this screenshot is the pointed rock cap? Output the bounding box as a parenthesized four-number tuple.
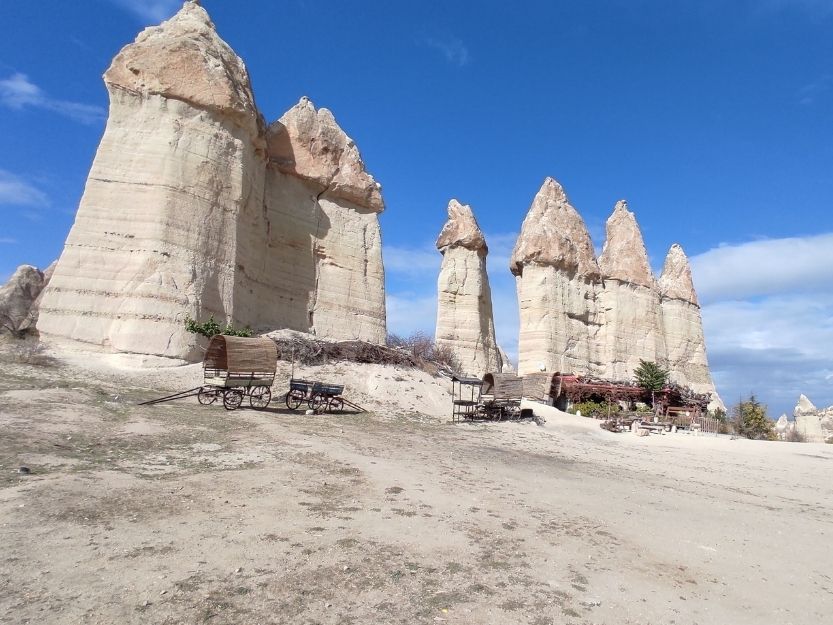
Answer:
(658, 244, 698, 305)
(266, 97, 384, 212)
(436, 199, 487, 254)
(598, 200, 654, 287)
(510, 177, 599, 278)
(794, 394, 818, 417)
(104, 1, 259, 130)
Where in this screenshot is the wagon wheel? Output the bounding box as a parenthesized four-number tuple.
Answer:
(249, 386, 272, 410)
(223, 389, 244, 411)
(285, 389, 305, 410)
(197, 387, 217, 405)
(329, 397, 344, 413)
(309, 393, 328, 413)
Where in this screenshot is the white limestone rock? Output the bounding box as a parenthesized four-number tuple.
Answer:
(511, 178, 603, 376)
(37, 3, 388, 362)
(658, 244, 724, 410)
(434, 200, 502, 377)
(498, 346, 516, 373)
(37, 1, 263, 362)
(793, 394, 833, 443)
(598, 201, 666, 381)
(794, 394, 818, 417)
(0, 265, 46, 335)
(247, 98, 387, 344)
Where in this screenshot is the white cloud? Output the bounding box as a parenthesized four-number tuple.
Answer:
(0, 170, 49, 207)
(690, 233, 833, 303)
(0, 73, 105, 125)
(107, 0, 182, 22)
(422, 36, 470, 67)
(385, 293, 437, 338)
(383, 245, 440, 280)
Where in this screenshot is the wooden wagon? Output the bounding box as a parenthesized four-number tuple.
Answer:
(284, 379, 345, 413)
(478, 373, 524, 420)
(197, 335, 278, 411)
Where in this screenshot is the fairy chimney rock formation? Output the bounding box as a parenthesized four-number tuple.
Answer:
(37, 1, 387, 363)
(793, 395, 833, 443)
(511, 178, 603, 376)
(250, 98, 387, 344)
(598, 200, 666, 380)
(435, 200, 501, 376)
(658, 244, 723, 409)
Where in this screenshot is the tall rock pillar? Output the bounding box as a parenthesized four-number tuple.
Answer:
(511, 178, 603, 376)
(658, 244, 724, 409)
(36, 1, 264, 363)
(598, 201, 666, 380)
(434, 200, 502, 377)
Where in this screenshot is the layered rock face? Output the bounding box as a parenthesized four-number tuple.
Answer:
(793, 394, 833, 443)
(658, 245, 723, 409)
(511, 178, 722, 408)
(434, 200, 502, 377)
(0, 265, 48, 335)
(252, 98, 386, 344)
(598, 201, 666, 380)
(37, 2, 262, 362)
(510, 178, 604, 377)
(37, 1, 386, 362)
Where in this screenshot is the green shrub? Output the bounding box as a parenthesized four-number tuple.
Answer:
(734, 395, 776, 441)
(185, 315, 252, 338)
(569, 400, 621, 418)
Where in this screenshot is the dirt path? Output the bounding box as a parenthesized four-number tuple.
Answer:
(1, 356, 832, 624)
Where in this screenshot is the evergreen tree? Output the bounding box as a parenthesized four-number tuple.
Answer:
(634, 360, 670, 393)
(734, 395, 776, 440)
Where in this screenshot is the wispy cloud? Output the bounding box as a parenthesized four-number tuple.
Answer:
(0, 237, 17, 244)
(107, 0, 182, 22)
(690, 232, 833, 303)
(798, 74, 832, 105)
(0, 73, 105, 125)
(0, 169, 49, 207)
(421, 36, 470, 67)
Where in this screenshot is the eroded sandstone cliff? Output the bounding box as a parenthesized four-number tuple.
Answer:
(511, 178, 604, 377)
(598, 200, 666, 381)
(434, 200, 501, 377)
(37, 1, 386, 362)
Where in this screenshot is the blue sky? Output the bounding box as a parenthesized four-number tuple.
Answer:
(1, 0, 831, 416)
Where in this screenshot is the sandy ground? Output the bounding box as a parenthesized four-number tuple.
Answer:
(1, 343, 832, 624)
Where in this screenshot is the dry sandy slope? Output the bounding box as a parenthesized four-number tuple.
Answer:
(1, 345, 832, 624)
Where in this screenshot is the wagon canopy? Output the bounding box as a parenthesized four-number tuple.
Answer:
(522, 372, 561, 402)
(481, 373, 524, 400)
(203, 335, 278, 375)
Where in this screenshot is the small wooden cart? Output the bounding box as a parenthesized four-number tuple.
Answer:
(285, 379, 345, 413)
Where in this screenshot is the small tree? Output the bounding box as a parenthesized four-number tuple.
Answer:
(634, 360, 670, 392)
(734, 395, 776, 440)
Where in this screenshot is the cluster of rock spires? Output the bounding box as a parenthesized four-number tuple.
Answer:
(34, 1, 386, 363)
(777, 395, 833, 443)
(436, 177, 723, 409)
(2, 1, 721, 408)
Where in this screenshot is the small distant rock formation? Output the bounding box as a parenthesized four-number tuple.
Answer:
(37, 1, 385, 363)
(598, 200, 666, 381)
(510, 178, 604, 378)
(511, 177, 723, 409)
(0, 264, 53, 335)
(774, 414, 794, 440)
(434, 200, 502, 377)
(793, 394, 833, 443)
